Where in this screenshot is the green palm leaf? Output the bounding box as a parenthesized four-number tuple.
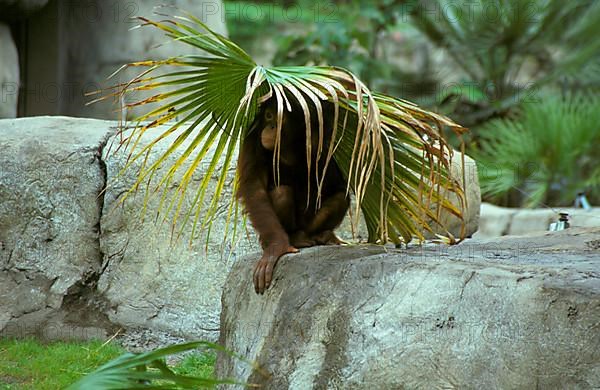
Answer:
(92, 7, 466, 245)
(66, 341, 248, 389)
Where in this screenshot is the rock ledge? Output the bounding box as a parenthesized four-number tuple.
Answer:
(217, 228, 600, 389)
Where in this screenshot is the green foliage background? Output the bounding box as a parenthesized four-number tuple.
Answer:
(476, 93, 600, 207)
(223, 0, 600, 207)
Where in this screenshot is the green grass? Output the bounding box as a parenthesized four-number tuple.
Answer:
(172, 353, 216, 379)
(0, 338, 216, 390)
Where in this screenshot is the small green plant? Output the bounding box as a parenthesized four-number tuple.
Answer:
(476, 93, 600, 207)
(66, 341, 240, 389)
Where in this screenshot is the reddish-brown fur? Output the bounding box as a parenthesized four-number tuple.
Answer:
(237, 98, 349, 294)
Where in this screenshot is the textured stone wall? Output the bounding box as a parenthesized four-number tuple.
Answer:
(0, 116, 256, 341)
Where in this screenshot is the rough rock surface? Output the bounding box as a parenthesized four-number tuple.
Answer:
(97, 122, 258, 340)
(217, 228, 600, 389)
(477, 202, 600, 237)
(0, 23, 19, 118)
(0, 116, 115, 340)
(0, 116, 258, 340)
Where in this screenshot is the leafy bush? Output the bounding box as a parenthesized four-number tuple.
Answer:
(272, 1, 399, 83)
(226, 0, 600, 149)
(476, 94, 600, 207)
(225, 0, 437, 100)
(410, 0, 600, 128)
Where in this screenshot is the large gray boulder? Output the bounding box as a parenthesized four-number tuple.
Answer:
(0, 116, 114, 339)
(0, 116, 257, 340)
(0, 23, 19, 118)
(217, 228, 600, 389)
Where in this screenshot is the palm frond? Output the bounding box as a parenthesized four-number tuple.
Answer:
(95, 6, 466, 245)
(66, 341, 247, 389)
